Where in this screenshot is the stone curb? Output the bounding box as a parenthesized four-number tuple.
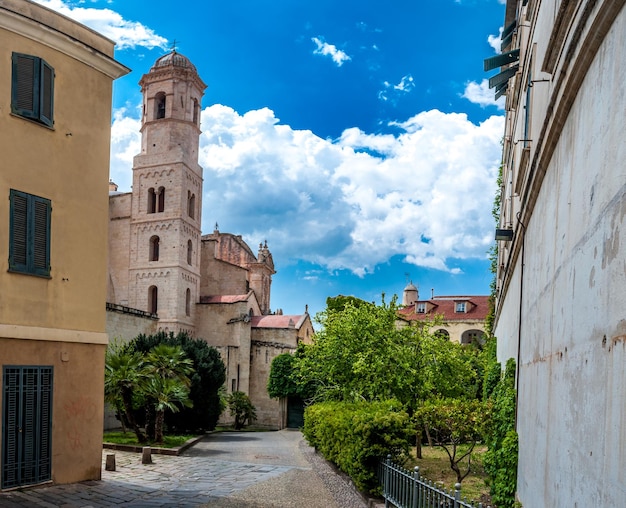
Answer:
(103, 433, 206, 456)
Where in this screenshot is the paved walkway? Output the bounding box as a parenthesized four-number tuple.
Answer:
(0, 430, 369, 508)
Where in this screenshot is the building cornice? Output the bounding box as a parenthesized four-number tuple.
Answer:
(0, 323, 108, 345)
(0, 2, 129, 79)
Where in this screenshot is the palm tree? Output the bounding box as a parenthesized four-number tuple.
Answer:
(104, 349, 148, 443)
(144, 344, 194, 441)
(143, 376, 192, 443)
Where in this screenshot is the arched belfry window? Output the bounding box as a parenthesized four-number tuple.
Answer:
(149, 235, 160, 261)
(158, 186, 165, 212)
(185, 288, 191, 316)
(148, 188, 156, 214)
(187, 239, 193, 265)
(155, 92, 166, 119)
(149, 285, 158, 315)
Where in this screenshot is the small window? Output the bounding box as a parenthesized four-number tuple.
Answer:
(148, 188, 156, 214)
(9, 189, 51, 277)
(157, 186, 165, 212)
(185, 288, 191, 316)
(155, 92, 166, 119)
(149, 236, 160, 261)
(455, 302, 466, 313)
(187, 240, 193, 265)
(148, 286, 158, 314)
(192, 98, 199, 125)
(187, 191, 195, 219)
(416, 302, 426, 313)
(11, 53, 54, 127)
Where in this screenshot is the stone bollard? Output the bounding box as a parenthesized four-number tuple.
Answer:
(105, 453, 116, 471)
(141, 446, 152, 465)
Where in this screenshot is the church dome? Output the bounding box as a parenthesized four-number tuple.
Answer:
(151, 51, 197, 73)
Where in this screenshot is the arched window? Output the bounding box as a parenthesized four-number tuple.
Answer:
(157, 186, 165, 212)
(155, 92, 166, 119)
(149, 235, 160, 261)
(185, 288, 191, 316)
(187, 240, 193, 265)
(187, 191, 195, 219)
(148, 188, 156, 214)
(435, 329, 450, 340)
(148, 285, 158, 315)
(192, 98, 199, 125)
(461, 329, 485, 345)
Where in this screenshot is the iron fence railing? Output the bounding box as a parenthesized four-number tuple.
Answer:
(378, 455, 491, 508)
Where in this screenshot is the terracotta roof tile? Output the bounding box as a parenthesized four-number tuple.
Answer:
(251, 315, 305, 329)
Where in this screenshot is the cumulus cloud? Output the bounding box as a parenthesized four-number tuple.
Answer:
(32, 0, 168, 49)
(311, 37, 351, 67)
(110, 104, 503, 276)
(488, 27, 503, 53)
(109, 108, 141, 190)
(462, 79, 505, 109)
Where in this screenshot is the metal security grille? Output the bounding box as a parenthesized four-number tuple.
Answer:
(2, 366, 53, 490)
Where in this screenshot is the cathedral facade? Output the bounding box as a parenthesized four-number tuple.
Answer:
(107, 51, 312, 429)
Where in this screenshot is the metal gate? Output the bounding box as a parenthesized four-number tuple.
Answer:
(2, 366, 53, 490)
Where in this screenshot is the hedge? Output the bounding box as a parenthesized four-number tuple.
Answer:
(302, 399, 412, 493)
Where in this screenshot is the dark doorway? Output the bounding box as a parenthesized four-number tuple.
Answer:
(286, 396, 304, 428)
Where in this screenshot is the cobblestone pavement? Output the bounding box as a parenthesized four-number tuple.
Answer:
(0, 431, 370, 508)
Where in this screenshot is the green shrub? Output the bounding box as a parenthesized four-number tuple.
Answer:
(303, 400, 412, 493)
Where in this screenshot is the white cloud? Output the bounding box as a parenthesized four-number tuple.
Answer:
(462, 79, 505, 109)
(488, 27, 503, 54)
(109, 107, 141, 191)
(110, 105, 504, 275)
(311, 37, 351, 67)
(32, 0, 168, 49)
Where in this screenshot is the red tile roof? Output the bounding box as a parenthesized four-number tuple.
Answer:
(251, 315, 306, 329)
(397, 295, 490, 322)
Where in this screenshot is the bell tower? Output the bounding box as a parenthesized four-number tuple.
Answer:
(128, 51, 207, 334)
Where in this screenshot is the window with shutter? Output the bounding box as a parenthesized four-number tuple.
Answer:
(11, 53, 54, 127)
(9, 190, 51, 277)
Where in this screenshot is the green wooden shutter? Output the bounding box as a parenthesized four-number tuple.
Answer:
(33, 196, 51, 276)
(11, 53, 37, 119)
(9, 190, 51, 277)
(9, 190, 29, 272)
(11, 53, 54, 126)
(40, 61, 54, 127)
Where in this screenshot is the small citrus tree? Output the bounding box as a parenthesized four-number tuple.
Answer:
(227, 391, 257, 429)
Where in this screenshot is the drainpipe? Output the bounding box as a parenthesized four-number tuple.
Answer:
(515, 211, 526, 428)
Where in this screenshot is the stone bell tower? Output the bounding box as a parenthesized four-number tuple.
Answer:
(128, 51, 207, 334)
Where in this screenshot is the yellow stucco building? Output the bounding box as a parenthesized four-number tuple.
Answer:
(0, 0, 128, 489)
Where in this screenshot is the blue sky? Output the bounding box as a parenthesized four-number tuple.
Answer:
(38, 0, 506, 318)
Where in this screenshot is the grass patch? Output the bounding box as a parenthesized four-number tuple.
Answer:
(103, 431, 196, 448)
(405, 445, 491, 506)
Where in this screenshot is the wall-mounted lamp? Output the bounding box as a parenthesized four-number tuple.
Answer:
(495, 228, 514, 241)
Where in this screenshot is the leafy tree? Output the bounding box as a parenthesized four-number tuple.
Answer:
(227, 391, 257, 429)
(227, 391, 256, 429)
(415, 398, 486, 483)
(267, 353, 298, 399)
(104, 347, 148, 443)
